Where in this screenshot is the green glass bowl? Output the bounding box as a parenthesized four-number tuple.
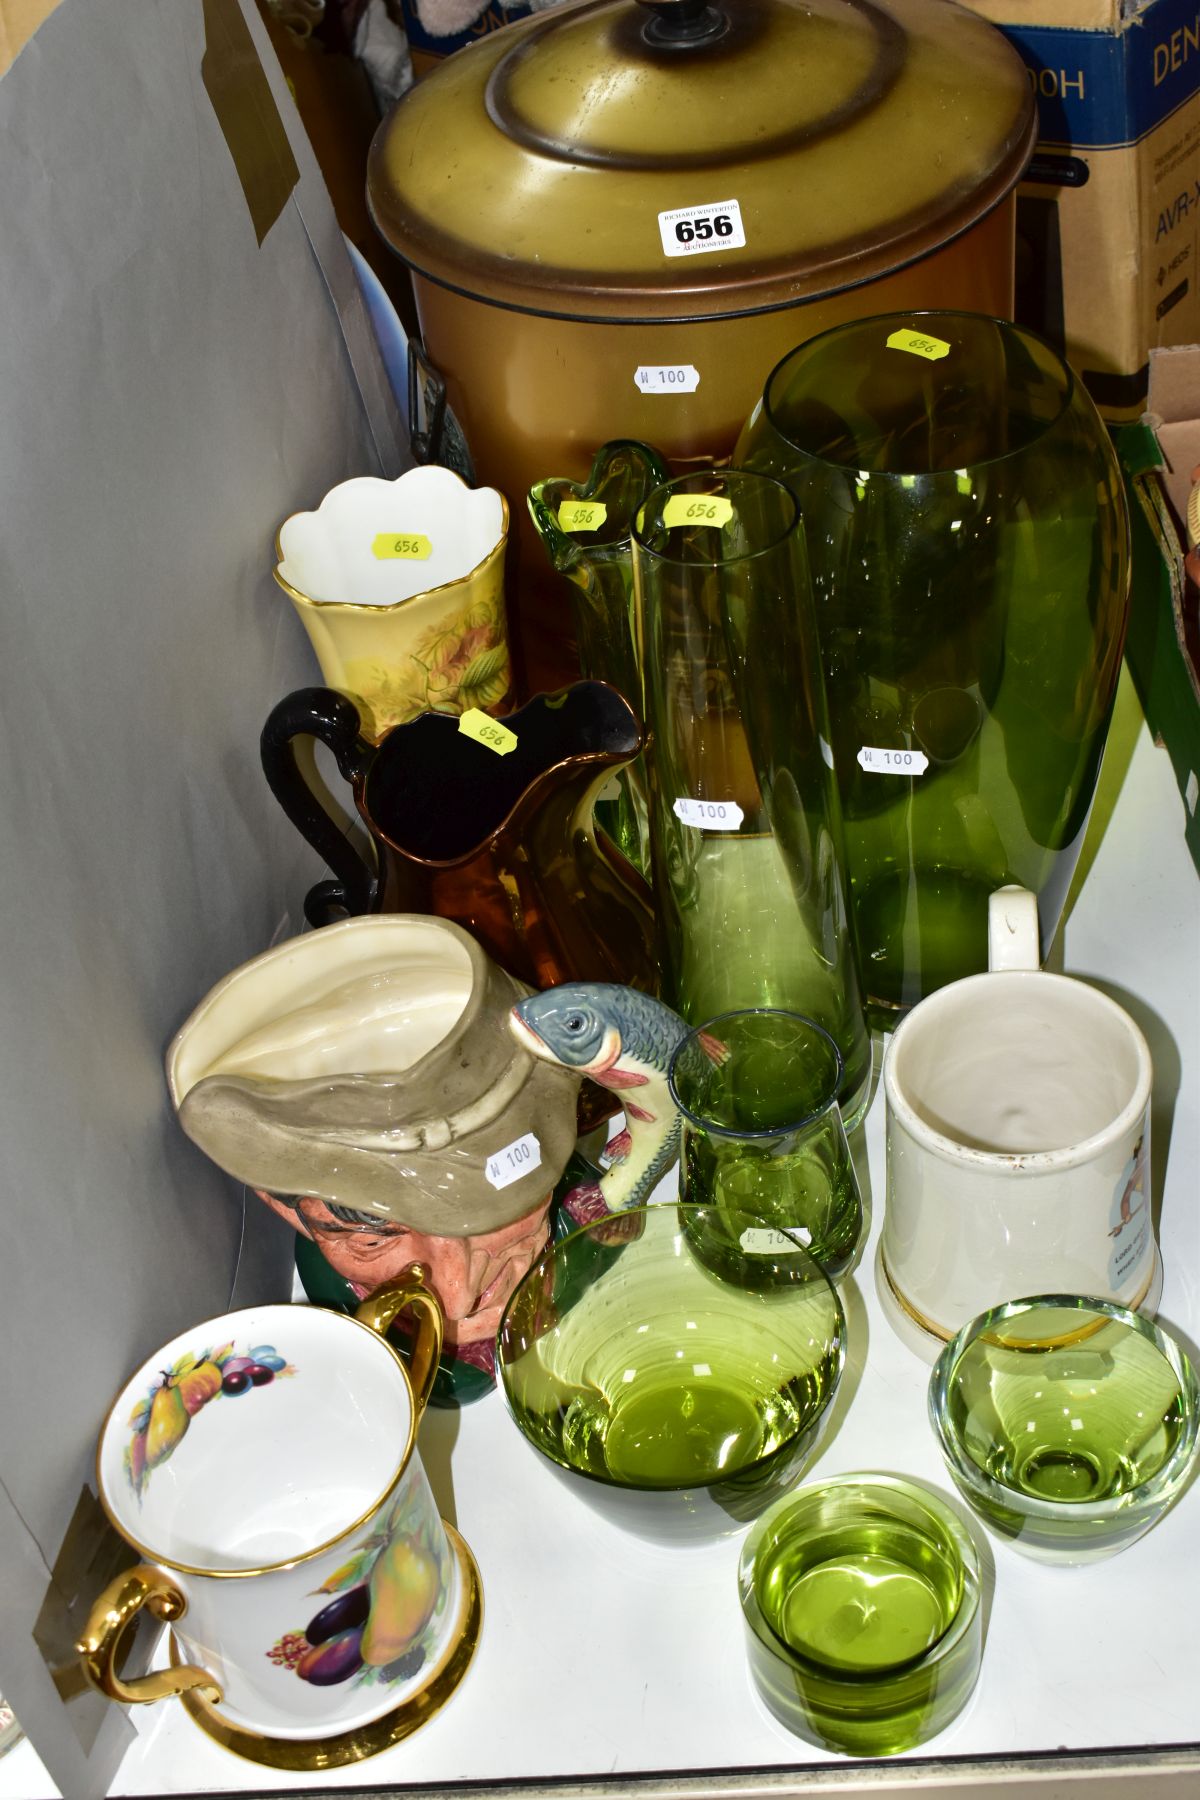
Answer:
(739, 1473, 983, 1757)
(929, 1295, 1200, 1565)
(496, 1202, 846, 1542)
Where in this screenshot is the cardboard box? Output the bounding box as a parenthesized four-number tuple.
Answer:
(963, 0, 1200, 419)
(1117, 344, 1200, 868)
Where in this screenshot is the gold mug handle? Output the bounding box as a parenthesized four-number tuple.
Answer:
(77, 1564, 223, 1706)
(355, 1262, 445, 1422)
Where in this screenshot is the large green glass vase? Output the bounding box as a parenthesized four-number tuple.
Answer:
(630, 470, 871, 1129)
(737, 312, 1131, 1021)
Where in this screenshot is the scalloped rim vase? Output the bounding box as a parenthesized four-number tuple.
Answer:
(275, 466, 511, 741)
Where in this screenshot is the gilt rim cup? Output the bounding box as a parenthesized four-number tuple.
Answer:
(94, 1304, 420, 1580)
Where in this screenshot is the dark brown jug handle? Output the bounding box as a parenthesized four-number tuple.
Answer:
(260, 688, 380, 925)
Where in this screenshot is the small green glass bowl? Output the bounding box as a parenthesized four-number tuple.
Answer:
(929, 1295, 1200, 1565)
(739, 1473, 983, 1757)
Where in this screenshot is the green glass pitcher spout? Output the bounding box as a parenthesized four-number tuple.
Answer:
(528, 441, 669, 878)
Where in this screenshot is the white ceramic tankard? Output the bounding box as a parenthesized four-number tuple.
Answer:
(879, 887, 1159, 1362)
(77, 1272, 481, 1770)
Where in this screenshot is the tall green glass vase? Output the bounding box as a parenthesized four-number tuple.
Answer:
(528, 440, 669, 878)
(737, 311, 1131, 1022)
(631, 470, 871, 1130)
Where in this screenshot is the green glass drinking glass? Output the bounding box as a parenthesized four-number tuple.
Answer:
(669, 1009, 864, 1281)
(528, 440, 669, 877)
(929, 1296, 1200, 1565)
(740, 1473, 984, 1757)
(496, 1201, 846, 1543)
(737, 312, 1131, 1023)
(630, 469, 871, 1128)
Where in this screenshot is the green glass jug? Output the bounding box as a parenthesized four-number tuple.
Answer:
(528, 440, 669, 878)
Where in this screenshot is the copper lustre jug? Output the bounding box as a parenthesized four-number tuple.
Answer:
(260, 682, 659, 994)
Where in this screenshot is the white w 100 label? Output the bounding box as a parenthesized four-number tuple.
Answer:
(658, 198, 746, 258)
(635, 364, 700, 394)
(741, 1225, 813, 1254)
(673, 797, 744, 830)
(857, 746, 929, 775)
(484, 1132, 542, 1190)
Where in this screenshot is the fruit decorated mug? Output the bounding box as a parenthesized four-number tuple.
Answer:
(77, 1271, 482, 1768)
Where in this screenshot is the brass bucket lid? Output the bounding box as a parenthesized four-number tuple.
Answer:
(368, 0, 1036, 323)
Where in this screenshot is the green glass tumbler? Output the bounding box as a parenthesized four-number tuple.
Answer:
(528, 440, 669, 876)
(736, 312, 1131, 1022)
(740, 1474, 983, 1757)
(496, 1201, 845, 1543)
(631, 469, 871, 1127)
(929, 1296, 1200, 1565)
(670, 1009, 864, 1281)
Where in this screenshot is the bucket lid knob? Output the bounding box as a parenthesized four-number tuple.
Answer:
(634, 0, 730, 48)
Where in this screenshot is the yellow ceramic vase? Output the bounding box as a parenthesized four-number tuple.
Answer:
(274, 466, 511, 742)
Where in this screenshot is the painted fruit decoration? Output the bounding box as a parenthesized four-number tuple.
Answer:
(267, 1468, 449, 1696)
(124, 1342, 294, 1497)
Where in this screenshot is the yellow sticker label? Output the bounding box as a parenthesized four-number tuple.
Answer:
(886, 328, 951, 362)
(458, 708, 517, 755)
(662, 494, 734, 528)
(372, 532, 433, 560)
(557, 499, 609, 533)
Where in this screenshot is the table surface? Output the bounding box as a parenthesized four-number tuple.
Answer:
(8, 699, 1199, 1800)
